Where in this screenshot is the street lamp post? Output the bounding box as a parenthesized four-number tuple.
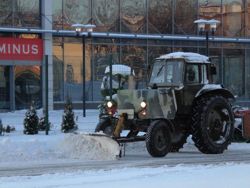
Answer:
(194, 19, 220, 56)
(72, 23, 96, 117)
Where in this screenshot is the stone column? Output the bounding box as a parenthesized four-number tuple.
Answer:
(41, 0, 53, 110)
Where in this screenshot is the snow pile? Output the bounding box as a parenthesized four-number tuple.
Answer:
(59, 133, 120, 160)
(0, 110, 121, 164)
(0, 133, 120, 164)
(0, 135, 64, 163)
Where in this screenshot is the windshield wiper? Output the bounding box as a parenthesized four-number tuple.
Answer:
(156, 65, 164, 76)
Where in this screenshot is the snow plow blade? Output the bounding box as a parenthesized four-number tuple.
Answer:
(88, 133, 145, 143)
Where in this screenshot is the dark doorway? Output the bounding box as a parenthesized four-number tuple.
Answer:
(15, 66, 41, 109)
(0, 66, 10, 110)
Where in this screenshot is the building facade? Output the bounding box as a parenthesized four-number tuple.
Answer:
(1, 0, 250, 110)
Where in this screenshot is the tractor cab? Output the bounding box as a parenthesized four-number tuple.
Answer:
(149, 52, 214, 88)
(100, 64, 134, 97)
(148, 52, 220, 114)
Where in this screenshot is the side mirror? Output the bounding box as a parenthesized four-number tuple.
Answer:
(210, 64, 217, 75)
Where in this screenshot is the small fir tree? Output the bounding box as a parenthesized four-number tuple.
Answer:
(23, 101, 39, 135)
(61, 98, 77, 133)
(38, 110, 51, 131)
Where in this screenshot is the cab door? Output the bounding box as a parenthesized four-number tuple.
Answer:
(182, 64, 203, 110)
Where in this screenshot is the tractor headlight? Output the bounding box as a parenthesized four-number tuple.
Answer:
(140, 101, 147, 108)
(107, 101, 113, 108)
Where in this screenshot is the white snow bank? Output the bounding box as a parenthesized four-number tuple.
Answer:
(59, 133, 120, 160)
(0, 135, 64, 163)
(0, 109, 118, 164)
(0, 133, 119, 164)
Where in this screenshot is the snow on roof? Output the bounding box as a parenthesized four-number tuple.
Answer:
(105, 64, 135, 75)
(158, 52, 210, 63)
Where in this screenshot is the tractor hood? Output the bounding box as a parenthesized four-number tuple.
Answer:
(116, 88, 177, 119)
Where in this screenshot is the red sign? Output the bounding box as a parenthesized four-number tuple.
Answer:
(0, 38, 43, 61)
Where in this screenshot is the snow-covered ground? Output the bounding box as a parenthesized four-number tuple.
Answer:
(1, 163, 250, 188)
(1, 110, 250, 188)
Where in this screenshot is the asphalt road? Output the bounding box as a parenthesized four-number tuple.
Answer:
(1, 142, 250, 177)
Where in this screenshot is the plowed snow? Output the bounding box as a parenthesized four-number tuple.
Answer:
(59, 133, 120, 160)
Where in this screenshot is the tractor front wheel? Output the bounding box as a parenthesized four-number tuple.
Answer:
(146, 120, 171, 157)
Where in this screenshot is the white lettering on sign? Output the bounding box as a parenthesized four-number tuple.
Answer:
(13, 44, 21, 54)
(0, 38, 43, 61)
(31, 45, 38, 54)
(0, 44, 6, 53)
(0, 44, 39, 55)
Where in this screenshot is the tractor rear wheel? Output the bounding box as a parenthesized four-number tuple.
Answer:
(191, 96, 234, 154)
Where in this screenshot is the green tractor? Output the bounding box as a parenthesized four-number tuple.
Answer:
(95, 52, 235, 157)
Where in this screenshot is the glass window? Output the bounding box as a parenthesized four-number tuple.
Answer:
(198, 0, 222, 36)
(53, 37, 85, 102)
(223, 49, 244, 97)
(0, 0, 40, 27)
(185, 64, 200, 84)
(53, 37, 64, 101)
(148, 0, 172, 34)
(93, 45, 120, 100)
(63, 42, 83, 101)
(222, 0, 245, 37)
(247, 1, 250, 36)
(209, 48, 222, 84)
(121, 45, 147, 88)
(202, 65, 208, 84)
(0, 0, 12, 26)
(150, 60, 165, 83)
(93, 0, 119, 32)
(121, 0, 146, 33)
(64, 0, 91, 27)
(174, 0, 197, 35)
(150, 60, 184, 85)
(15, 0, 40, 27)
(245, 48, 250, 99)
(52, 0, 63, 29)
(93, 45, 115, 81)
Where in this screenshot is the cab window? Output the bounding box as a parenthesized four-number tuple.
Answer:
(185, 64, 200, 84)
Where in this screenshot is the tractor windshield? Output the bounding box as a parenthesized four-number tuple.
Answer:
(149, 59, 184, 86)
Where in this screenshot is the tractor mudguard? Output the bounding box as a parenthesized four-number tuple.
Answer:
(195, 85, 235, 100)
